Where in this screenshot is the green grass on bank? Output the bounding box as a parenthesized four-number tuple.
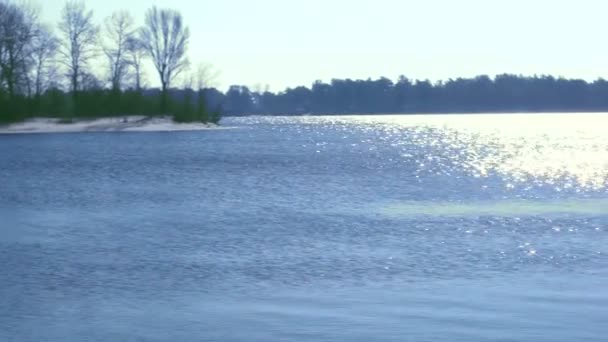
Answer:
(0, 89, 221, 125)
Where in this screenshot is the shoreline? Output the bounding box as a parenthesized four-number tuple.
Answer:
(0, 116, 219, 134)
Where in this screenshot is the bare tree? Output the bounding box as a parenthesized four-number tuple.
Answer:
(195, 62, 221, 90)
(140, 6, 190, 111)
(80, 71, 102, 90)
(181, 64, 194, 90)
(192, 62, 221, 123)
(103, 10, 134, 91)
(0, 1, 14, 93)
(29, 24, 58, 97)
(125, 36, 146, 91)
(0, 1, 39, 97)
(58, 0, 98, 93)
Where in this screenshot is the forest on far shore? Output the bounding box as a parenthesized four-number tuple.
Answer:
(218, 74, 608, 116)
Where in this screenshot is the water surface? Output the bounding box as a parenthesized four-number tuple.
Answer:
(1, 114, 607, 341)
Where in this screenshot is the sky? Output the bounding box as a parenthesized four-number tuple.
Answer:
(39, 0, 608, 91)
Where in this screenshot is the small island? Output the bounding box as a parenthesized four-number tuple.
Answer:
(0, 2, 220, 132)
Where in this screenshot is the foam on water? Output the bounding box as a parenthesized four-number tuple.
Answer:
(380, 199, 608, 217)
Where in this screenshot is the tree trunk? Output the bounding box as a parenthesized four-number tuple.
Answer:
(161, 81, 168, 114)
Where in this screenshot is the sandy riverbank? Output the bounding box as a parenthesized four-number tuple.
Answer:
(0, 116, 219, 134)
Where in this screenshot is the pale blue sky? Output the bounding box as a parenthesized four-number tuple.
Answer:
(40, 0, 608, 91)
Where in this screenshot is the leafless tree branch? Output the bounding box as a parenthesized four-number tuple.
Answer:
(0, 0, 40, 97)
(103, 10, 134, 91)
(58, 0, 99, 93)
(140, 6, 190, 110)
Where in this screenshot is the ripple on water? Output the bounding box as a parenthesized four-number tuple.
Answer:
(236, 113, 608, 192)
(2, 114, 608, 341)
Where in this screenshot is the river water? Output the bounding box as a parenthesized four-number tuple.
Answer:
(1, 114, 607, 341)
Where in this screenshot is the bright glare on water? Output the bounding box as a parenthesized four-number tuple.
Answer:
(1, 113, 607, 342)
(276, 113, 608, 190)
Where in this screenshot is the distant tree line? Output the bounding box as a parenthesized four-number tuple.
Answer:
(218, 75, 608, 116)
(0, 0, 220, 124)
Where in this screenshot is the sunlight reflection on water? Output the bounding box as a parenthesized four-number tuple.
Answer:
(353, 113, 607, 190)
(244, 113, 608, 191)
(381, 113, 606, 190)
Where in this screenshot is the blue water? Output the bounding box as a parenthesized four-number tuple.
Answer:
(1, 114, 607, 341)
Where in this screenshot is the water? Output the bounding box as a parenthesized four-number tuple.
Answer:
(1, 114, 607, 341)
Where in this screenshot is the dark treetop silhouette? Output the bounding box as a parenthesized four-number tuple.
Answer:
(219, 75, 608, 116)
